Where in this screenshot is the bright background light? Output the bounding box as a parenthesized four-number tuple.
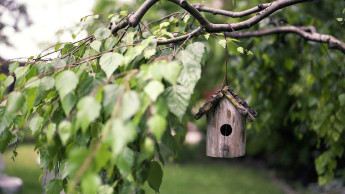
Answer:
(0, 0, 95, 59)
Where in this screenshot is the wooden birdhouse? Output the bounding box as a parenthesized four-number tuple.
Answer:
(194, 86, 257, 158)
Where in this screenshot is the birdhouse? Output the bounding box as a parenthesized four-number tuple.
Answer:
(194, 86, 257, 158)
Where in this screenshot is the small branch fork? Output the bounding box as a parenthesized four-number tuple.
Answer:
(109, 0, 345, 54)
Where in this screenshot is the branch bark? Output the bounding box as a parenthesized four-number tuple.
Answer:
(193, 3, 270, 18)
(227, 26, 345, 54)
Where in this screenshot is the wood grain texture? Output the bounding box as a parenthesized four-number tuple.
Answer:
(206, 98, 246, 158)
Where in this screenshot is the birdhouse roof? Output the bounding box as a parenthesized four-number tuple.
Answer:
(194, 86, 257, 122)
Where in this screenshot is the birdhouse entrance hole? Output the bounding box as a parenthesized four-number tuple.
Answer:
(220, 124, 232, 136)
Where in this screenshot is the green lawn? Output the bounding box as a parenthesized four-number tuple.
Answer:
(3, 145, 284, 194)
(144, 163, 284, 194)
(2, 144, 42, 194)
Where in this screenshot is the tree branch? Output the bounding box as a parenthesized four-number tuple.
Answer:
(111, 0, 313, 34)
(109, 0, 345, 54)
(167, 0, 212, 26)
(157, 26, 203, 45)
(202, 0, 313, 32)
(193, 3, 270, 18)
(227, 26, 345, 54)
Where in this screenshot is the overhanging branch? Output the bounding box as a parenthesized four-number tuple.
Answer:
(227, 26, 345, 54)
(108, 0, 345, 54)
(193, 3, 271, 18)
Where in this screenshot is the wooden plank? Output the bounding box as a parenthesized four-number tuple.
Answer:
(206, 98, 246, 158)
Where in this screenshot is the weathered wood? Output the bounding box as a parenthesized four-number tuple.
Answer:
(194, 91, 223, 120)
(206, 98, 246, 158)
(225, 86, 257, 118)
(194, 85, 257, 121)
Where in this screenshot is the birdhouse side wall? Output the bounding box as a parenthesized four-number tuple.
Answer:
(206, 98, 246, 158)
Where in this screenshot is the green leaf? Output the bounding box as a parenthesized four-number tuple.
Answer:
(51, 59, 66, 69)
(115, 147, 134, 174)
(61, 44, 74, 55)
(46, 178, 63, 194)
(102, 36, 117, 51)
(58, 121, 72, 146)
(2, 76, 14, 87)
(121, 91, 140, 120)
(77, 96, 101, 132)
(152, 98, 169, 117)
(90, 40, 102, 52)
(40, 77, 55, 91)
(338, 93, 345, 106)
(148, 63, 164, 81)
(55, 43, 62, 51)
(148, 114, 166, 141)
(183, 14, 190, 23)
(160, 22, 170, 29)
(103, 84, 123, 117)
(93, 15, 99, 19)
(61, 93, 77, 116)
(108, 14, 115, 18)
(218, 39, 226, 48)
(147, 161, 163, 193)
(9, 62, 19, 74)
(163, 61, 181, 85)
(14, 65, 30, 79)
(106, 119, 137, 155)
(24, 77, 40, 89)
(55, 70, 78, 98)
(81, 173, 101, 194)
(144, 48, 156, 59)
(66, 148, 90, 178)
(0, 113, 10, 133)
(204, 33, 210, 40)
(98, 185, 113, 194)
(162, 129, 177, 153)
(126, 32, 135, 45)
(144, 80, 164, 101)
(99, 52, 123, 79)
(46, 123, 56, 144)
(29, 115, 44, 134)
(164, 85, 190, 120)
(336, 18, 343, 22)
(6, 92, 25, 114)
(0, 74, 7, 82)
(25, 87, 38, 113)
(237, 47, 244, 54)
(0, 108, 13, 134)
(36, 62, 53, 74)
(140, 137, 155, 161)
(177, 42, 205, 92)
(0, 130, 15, 152)
(94, 144, 111, 172)
(93, 28, 111, 40)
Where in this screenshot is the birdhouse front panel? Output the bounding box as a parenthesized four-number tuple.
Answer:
(206, 98, 246, 158)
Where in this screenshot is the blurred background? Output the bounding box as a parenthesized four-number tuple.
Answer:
(1, 0, 345, 193)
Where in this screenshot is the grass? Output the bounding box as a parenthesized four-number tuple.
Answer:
(3, 145, 284, 194)
(2, 144, 42, 194)
(144, 162, 284, 194)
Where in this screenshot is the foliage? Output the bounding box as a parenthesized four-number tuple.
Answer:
(0, 12, 207, 192)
